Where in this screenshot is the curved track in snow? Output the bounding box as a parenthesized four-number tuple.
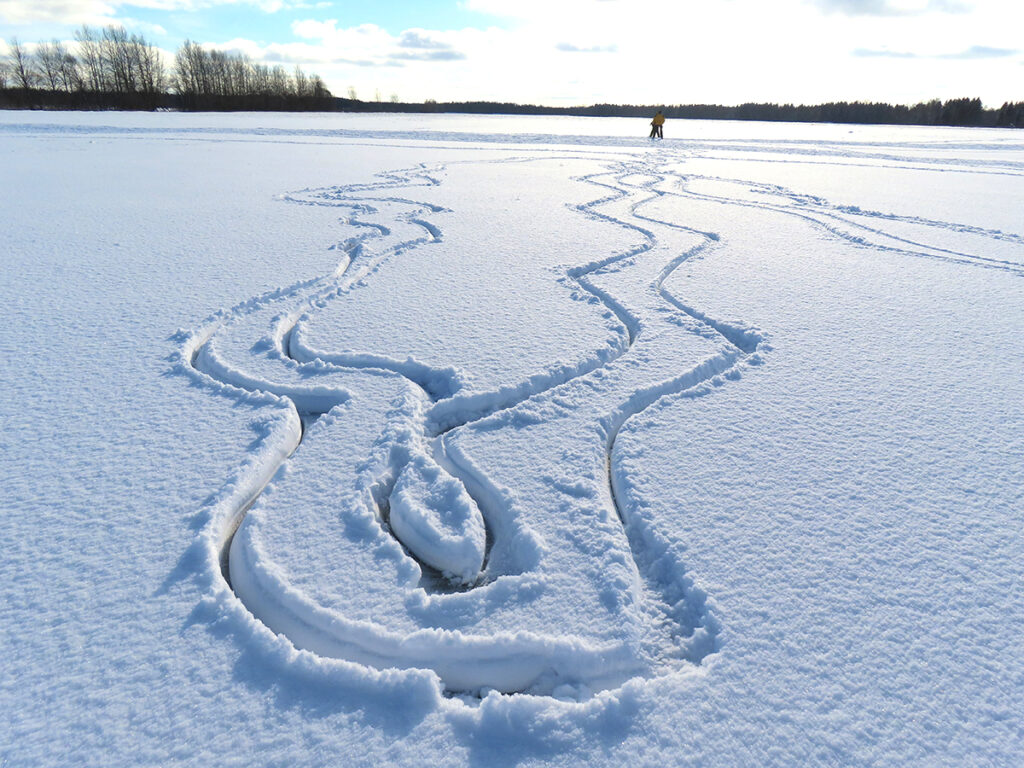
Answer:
(175, 145, 1020, 699)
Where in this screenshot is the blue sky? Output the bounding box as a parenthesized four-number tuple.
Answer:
(1, 0, 1021, 106)
(128, 0, 498, 49)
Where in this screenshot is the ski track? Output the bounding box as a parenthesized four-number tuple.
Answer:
(173, 141, 1015, 703)
(670, 172, 1024, 273)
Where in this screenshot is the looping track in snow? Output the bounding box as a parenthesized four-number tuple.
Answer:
(175, 143, 1018, 700)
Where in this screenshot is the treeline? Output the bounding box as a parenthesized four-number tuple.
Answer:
(335, 96, 1024, 128)
(640, 98, 1022, 128)
(2, 27, 167, 108)
(994, 102, 1024, 128)
(0, 27, 332, 111)
(3, 35, 1021, 127)
(173, 41, 331, 110)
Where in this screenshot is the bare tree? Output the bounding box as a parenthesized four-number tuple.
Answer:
(251, 63, 270, 96)
(311, 75, 330, 99)
(173, 40, 206, 96)
(347, 85, 357, 100)
(30, 40, 79, 92)
(269, 65, 291, 96)
(294, 65, 309, 98)
(57, 44, 81, 91)
(7, 37, 37, 88)
(230, 54, 250, 96)
(99, 26, 134, 93)
(34, 41, 63, 90)
(4, 27, 336, 109)
(63, 25, 165, 96)
(208, 49, 227, 94)
(99, 35, 334, 108)
(131, 33, 165, 94)
(75, 26, 106, 91)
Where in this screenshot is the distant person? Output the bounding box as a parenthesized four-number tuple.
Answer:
(649, 110, 665, 139)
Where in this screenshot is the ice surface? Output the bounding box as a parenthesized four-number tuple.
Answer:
(2, 110, 1022, 766)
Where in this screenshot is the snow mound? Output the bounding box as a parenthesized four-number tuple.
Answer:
(389, 454, 486, 584)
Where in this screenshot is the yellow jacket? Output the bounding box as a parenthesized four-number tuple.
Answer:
(652, 112, 665, 126)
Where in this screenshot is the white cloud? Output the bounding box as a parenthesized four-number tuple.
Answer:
(398, 30, 452, 50)
(0, 0, 313, 25)
(290, 20, 393, 48)
(287, 21, 471, 66)
(810, 0, 966, 15)
(117, 16, 167, 35)
(304, 0, 1022, 106)
(0, 0, 117, 26)
(938, 45, 1019, 59)
(854, 44, 1019, 59)
(555, 42, 617, 53)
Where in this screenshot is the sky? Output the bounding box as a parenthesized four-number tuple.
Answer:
(1, 0, 1022, 106)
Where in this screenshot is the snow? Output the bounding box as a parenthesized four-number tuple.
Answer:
(1, 110, 1022, 766)
(389, 454, 487, 584)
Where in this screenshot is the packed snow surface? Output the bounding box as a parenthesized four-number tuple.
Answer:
(2, 111, 1023, 766)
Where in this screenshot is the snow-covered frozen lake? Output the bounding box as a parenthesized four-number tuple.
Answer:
(2, 111, 1022, 766)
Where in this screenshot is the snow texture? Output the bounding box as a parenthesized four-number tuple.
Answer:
(389, 454, 487, 584)
(1, 111, 1022, 766)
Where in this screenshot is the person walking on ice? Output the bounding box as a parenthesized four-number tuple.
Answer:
(649, 110, 665, 139)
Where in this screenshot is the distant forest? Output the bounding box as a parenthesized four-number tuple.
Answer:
(335, 96, 1024, 129)
(3, 27, 1022, 128)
